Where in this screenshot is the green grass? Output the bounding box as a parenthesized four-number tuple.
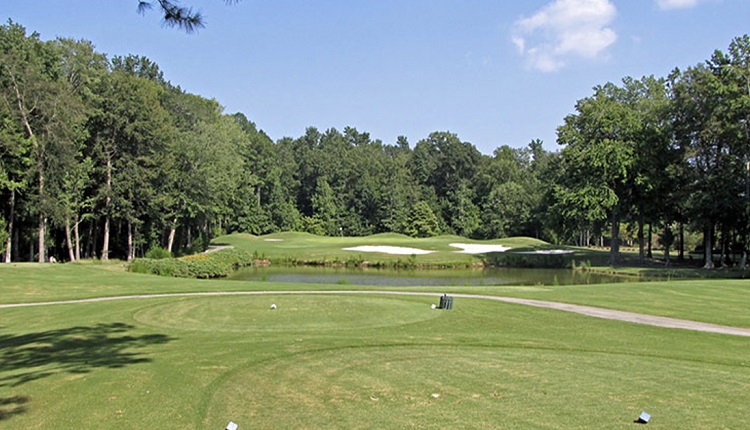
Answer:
(213, 232, 553, 267)
(468, 279, 750, 328)
(563, 245, 750, 279)
(1, 257, 750, 428)
(213, 232, 750, 279)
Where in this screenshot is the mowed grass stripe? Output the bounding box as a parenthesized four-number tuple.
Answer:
(206, 345, 750, 430)
(1, 265, 749, 341)
(2, 290, 749, 337)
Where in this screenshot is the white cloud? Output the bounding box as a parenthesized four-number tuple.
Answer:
(512, 0, 617, 72)
(655, 0, 700, 10)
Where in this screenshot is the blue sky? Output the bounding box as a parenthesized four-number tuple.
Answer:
(5, 0, 750, 154)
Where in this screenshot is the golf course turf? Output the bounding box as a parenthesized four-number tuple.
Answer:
(1, 234, 749, 429)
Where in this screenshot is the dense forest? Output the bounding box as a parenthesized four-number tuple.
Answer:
(2, 21, 750, 268)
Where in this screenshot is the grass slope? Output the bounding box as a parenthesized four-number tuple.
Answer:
(213, 232, 552, 267)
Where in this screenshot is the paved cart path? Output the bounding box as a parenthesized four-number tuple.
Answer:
(1, 290, 749, 337)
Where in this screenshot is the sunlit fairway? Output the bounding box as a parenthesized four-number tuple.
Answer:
(1, 259, 749, 428)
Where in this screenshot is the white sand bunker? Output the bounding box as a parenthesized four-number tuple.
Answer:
(516, 250, 573, 255)
(342, 245, 434, 255)
(450, 243, 511, 254)
(264, 238, 284, 242)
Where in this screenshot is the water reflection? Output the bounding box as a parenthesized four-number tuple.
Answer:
(225, 266, 640, 287)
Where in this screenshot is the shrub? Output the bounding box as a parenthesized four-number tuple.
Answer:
(484, 249, 574, 268)
(129, 249, 256, 279)
(145, 246, 172, 260)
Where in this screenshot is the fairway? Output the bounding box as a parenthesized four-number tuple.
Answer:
(1, 265, 749, 429)
(133, 295, 440, 333)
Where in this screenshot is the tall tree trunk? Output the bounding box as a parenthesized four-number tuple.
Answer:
(134, 223, 140, 258)
(38, 160, 46, 263)
(609, 209, 620, 265)
(102, 215, 110, 260)
(87, 219, 95, 259)
(741, 244, 748, 270)
(637, 211, 645, 263)
(12, 224, 19, 262)
(167, 217, 178, 253)
(663, 216, 671, 268)
(744, 143, 750, 269)
(678, 222, 685, 262)
(10, 73, 35, 263)
(101, 156, 112, 261)
(720, 227, 729, 268)
(704, 225, 715, 269)
(65, 216, 75, 262)
(741, 218, 749, 269)
(647, 224, 653, 259)
(74, 214, 81, 261)
(127, 220, 134, 262)
(38, 214, 46, 263)
(4, 189, 15, 263)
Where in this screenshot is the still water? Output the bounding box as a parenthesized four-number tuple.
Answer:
(225, 266, 640, 287)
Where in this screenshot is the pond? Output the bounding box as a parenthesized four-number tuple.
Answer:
(225, 265, 641, 287)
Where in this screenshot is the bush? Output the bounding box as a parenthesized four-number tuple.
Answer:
(484, 249, 574, 268)
(145, 246, 172, 260)
(129, 249, 256, 279)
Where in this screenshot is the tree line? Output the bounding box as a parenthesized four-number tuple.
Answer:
(557, 35, 750, 268)
(2, 21, 749, 268)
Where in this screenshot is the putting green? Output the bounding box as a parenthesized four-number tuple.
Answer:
(205, 346, 750, 429)
(133, 295, 441, 333)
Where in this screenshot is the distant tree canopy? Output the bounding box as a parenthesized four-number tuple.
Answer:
(2, 20, 750, 268)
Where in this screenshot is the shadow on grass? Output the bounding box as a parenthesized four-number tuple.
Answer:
(0, 323, 174, 389)
(0, 395, 29, 421)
